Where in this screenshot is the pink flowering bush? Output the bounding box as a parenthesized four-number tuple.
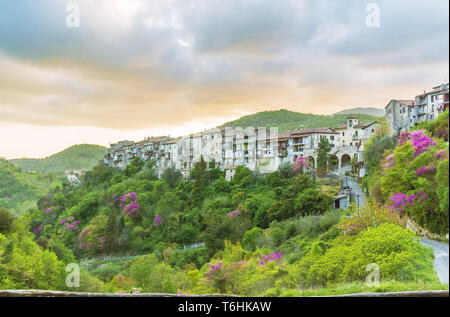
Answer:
(293, 156, 309, 174)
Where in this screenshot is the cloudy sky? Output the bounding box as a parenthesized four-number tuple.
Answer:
(0, 0, 448, 158)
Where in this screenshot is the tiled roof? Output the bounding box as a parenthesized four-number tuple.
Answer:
(385, 99, 414, 109)
(354, 122, 378, 129)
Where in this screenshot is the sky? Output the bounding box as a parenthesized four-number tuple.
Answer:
(0, 0, 449, 159)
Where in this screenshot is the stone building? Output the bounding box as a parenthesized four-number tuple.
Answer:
(385, 83, 449, 136)
(103, 116, 379, 180)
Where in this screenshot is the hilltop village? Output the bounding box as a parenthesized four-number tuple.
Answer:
(103, 83, 449, 181)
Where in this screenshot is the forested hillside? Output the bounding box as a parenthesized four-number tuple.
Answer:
(0, 151, 445, 295)
(219, 109, 381, 132)
(10, 144, 107, 174)
(0, 159, 61, 215)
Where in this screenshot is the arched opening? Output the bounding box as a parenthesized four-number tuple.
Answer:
(340, 154, 352, 173)
(308, 156, 315, 168)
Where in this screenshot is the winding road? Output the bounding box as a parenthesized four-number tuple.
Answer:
(420, 238, 449, 284)
(336, 173, 449, 285)
(342, 175, 366, 208)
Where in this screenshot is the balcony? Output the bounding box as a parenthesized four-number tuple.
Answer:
(278, 149, 287, 157)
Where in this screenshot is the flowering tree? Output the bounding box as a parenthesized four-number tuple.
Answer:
(293, 156, 309, 175)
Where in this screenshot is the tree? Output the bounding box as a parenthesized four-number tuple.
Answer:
(0, 208, 15, 234)
(191, 157, 208, 204)
(242, 227, 263, 251)
(316, 137, 333, 175)
(161, 167, 182, 188)
(278, 162, 293, 179)
(124, 157, 145, 177)
(363, 134, 395, 175)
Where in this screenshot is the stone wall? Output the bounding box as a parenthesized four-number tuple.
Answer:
(406, 217, 449, 241)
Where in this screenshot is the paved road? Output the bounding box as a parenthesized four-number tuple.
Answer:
(344, 176, 366, 208)
(333, 173, 366, 209)
(420, 238, 449, 285)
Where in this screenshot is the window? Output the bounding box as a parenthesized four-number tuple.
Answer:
(330, 136, 335, 141)
(342, 132, 345, 136)
(371, 129, 374, 133)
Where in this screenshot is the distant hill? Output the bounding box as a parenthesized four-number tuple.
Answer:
(334, 107, 385, 117)
(10, 144, 107, 174)
(219, 109, 381, 132)
(0, 159, 60, 215)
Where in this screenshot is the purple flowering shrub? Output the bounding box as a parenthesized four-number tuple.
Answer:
(227, 208, 241, 219)
(258, 252, 284, 267)
(378, 128, 448, 234)
(388, 192, 427, 215)
(381, 154, 395, 169)
(398, 130, 437, 158)
(120, 192, 140, 217)
(154, 214, 162, 226)
(59, 216, 80, 234)
(77, 215, 109, 255)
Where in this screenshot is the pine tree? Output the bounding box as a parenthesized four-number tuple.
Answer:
(316, 137, 333, 175)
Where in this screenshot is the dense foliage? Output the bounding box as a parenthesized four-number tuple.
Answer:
(363, 111, 449, 235)
(10, 144, 107, 174)
(1, 112, 447, 295)
(0, 159, 61, 215)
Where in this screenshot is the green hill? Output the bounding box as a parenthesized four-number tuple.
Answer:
(334, 107, 385, 117)
(0, 159, 60, 215)
(219, 109, 381, 132)
(10, 144, 107, 174)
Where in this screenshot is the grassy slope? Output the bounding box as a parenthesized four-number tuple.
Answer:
(10, 144, 107, 174)
(0, 159, 60, 215)
(219, 109, 381, 132)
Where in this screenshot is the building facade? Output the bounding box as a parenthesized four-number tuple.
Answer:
(103, 116, 379, 180)
(385, 83, 449, 135)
